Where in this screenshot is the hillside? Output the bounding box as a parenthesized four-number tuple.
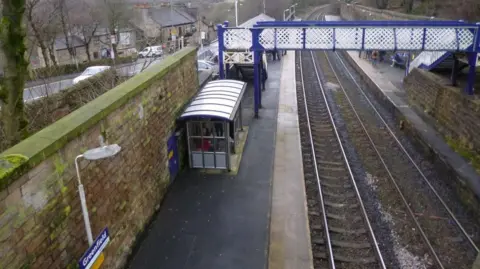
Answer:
(358, 0, 479, 21)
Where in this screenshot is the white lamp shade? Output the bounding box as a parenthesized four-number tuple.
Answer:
(83, 144, 122, 160)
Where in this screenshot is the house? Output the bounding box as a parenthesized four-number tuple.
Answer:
(89, 27, 138, 59)
(131, 5, 200, 49)
(31, 27, 137, 68)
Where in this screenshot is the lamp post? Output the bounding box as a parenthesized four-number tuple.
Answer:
(234, 1, 243, 26)
(75, 144, 122, 245)
(235, 0, 238, 26)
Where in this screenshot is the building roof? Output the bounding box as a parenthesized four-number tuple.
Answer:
(179, 80, 247, 121)
(197, 13, 275, 58)
(149, 7, 196, 27)
(239, 13, 275, 28)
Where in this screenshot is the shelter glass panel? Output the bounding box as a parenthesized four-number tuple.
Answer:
(214, 138, 227, 152)
(203, 153, 215, 168)
(192, 152, 203, 168)
(214, 122, 225, 138)
(189, 122, 202, 136)
(215, 153, 227, 169)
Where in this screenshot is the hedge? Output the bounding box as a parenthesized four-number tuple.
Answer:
(1, 69, 121, 152)
(27, 55, 137, 81)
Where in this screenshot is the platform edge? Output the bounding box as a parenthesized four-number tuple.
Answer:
(268, 51, 314, 269)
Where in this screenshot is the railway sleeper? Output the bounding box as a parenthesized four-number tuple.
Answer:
(320, 175, 349, 181)
(333, 254, 377, 264)
(329, 226, 367, 235)
(324, 201, 359, 209)
(321, 181, 352, 188)
(317, 166, 347, 172)
(317, 160, 344, 166)
(313, 254, 377, 266)
(326, 213, 363, 222)
(312, 237, 372, 249)
(323, 191, 355, 198)
(309, 122, 334, 129)
(312, 136, 336, 142)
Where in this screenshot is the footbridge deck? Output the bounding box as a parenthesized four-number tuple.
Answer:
(217, 19, 480, 116)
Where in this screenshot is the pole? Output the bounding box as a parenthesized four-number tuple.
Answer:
(235, 0, 238, 27)
(263, 0, 266, 14)
(75, 155, 94, 245)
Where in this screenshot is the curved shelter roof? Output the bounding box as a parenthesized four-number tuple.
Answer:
(179, 79, 247, 121)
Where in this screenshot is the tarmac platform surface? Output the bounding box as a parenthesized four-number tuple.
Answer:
(127, 54, 312, 269)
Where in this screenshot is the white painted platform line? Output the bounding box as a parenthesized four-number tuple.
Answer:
(268, 51, 314, 269)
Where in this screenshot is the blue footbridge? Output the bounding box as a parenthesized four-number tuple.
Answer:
(214, 13, 480, 117)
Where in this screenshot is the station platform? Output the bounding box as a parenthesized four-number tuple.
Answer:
(341, 49, 480, 206)
(127, 51, 311, 269)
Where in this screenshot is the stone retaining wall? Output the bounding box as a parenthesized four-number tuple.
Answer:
(404, 69, 480, 171)
(340, 3, 436, 21)
(0, 47, 198, 269)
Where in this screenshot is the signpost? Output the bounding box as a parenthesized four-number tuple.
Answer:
(79, 228, 110, 269)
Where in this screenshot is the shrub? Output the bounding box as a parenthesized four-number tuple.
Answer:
(1, 69, 123, 152)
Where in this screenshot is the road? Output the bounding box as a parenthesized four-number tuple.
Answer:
(23, 57, 162, 102)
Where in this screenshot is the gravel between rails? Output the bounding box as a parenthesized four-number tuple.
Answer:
(297, 50, 383, 269)
(312, 49, 478, 269)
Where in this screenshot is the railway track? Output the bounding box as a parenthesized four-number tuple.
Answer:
(296, 9, 480, 269)
(296, 51, 386, 269)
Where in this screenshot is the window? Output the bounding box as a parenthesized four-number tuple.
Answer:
(214, 138, 226, 152)
(191, 137, 214, 152)
(214, 122, 224, 138)
(188, 121, 229, 169)
(119, 33, 131, 45)
(189, 122, 202, 136)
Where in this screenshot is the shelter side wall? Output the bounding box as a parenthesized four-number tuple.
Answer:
(0, 47, 198, 269)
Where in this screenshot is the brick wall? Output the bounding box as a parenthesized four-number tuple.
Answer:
(0, 47, 198, 269)
(404, 69, 480, 153)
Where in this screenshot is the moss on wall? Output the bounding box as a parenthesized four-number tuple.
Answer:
(0, 47, 198, 192)
(0, 154, 28, 188)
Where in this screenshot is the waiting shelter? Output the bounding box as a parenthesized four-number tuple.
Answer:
(178, 79, 247, 170)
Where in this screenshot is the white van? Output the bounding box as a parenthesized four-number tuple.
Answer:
(138, 46, 163, 58)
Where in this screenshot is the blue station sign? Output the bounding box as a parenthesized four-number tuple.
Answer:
(79, 228, 110, 269)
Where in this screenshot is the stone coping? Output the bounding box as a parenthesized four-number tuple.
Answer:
(0, 47, 198, 191)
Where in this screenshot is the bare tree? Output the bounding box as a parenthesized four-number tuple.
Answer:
(0, 0, 29, 145)
(56, 0, 77, 63)
(26, 0, 58, 67)
(403, 0, 415, 12)
(456, 0, 480, 21)
(95, 0, 133, 58)
(376, 0, 388, 9)
(70, 0, 101, 62)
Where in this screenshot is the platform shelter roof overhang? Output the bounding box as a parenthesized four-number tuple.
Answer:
(218, 20, 480, 52)
(178, 80, 247, 121)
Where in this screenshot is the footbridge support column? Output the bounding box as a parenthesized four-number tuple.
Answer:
(252, 27, 263, 118)
(465, 52, 478, 95)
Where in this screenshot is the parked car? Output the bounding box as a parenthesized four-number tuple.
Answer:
(198, 60, 219, 78)
(138, 46, 163, 58)
(73, 66, 111, 85)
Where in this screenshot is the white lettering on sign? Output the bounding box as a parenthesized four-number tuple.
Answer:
(79, 229, 110, 269)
